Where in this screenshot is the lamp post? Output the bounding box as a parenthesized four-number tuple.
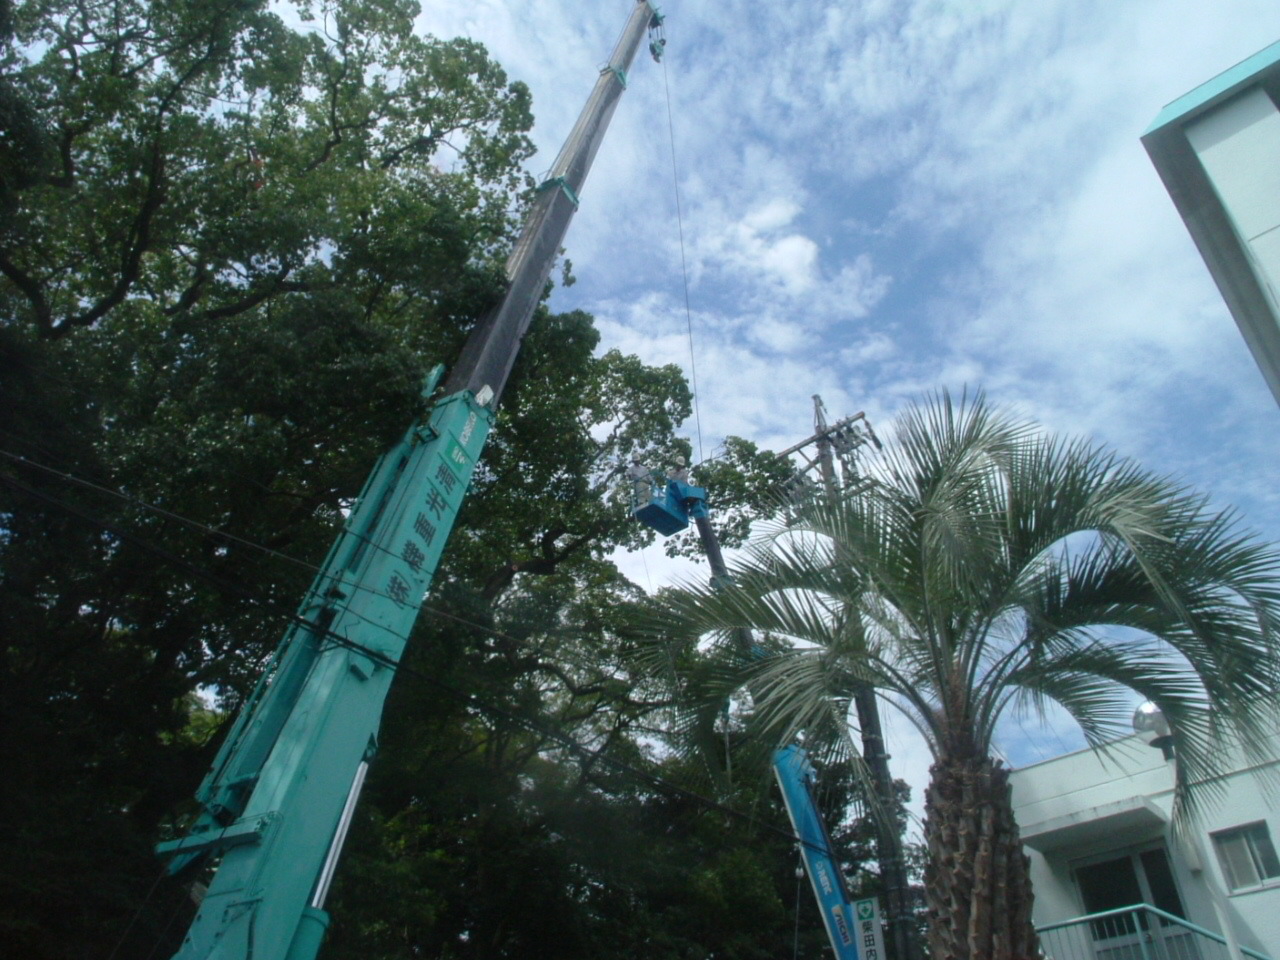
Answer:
(1132, 701, 1174, 760)
(1131, 702, 1244, 960)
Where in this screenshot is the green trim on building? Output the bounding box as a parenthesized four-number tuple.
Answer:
(1145, 39, 1280, 134)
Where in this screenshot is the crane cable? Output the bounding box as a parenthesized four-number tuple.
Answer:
(661, 53, 704, 465)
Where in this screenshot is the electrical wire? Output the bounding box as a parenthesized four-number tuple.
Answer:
(0, 456, 838, 857)
(661, 54, 704, 465)
(0, 460, 629, 742)
(142, 883, 195, 960)
(0, 446, 626, 683)
(792, 849, 806, 960)
(639, 543, 655, 594)
(0, 435, 627, 683)
(105, 866, 168, 960)
(320, 624, 823, 851)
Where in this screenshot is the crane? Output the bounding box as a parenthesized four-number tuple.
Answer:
(157, 5, 666, 958)
(774, 745, 877, 960)
(630, 464, 882, 960)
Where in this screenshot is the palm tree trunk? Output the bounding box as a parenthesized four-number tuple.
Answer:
(922, 755, 1040, 960)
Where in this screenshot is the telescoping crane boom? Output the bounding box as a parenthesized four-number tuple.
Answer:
(630, 472, 877, 960)
(774, 746, 871, 960)
(158, 6, 666, 959)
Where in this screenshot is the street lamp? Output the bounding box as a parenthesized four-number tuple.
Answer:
(1132, 702, 1244, 960)
(1133, 701, 1174, 760)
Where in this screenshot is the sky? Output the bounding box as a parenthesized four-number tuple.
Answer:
(412, 0, 1280, 825)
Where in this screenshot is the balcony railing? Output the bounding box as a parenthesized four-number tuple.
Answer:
(1036, 904, 1271, 960)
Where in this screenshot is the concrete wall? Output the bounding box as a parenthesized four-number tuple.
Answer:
(1143, 41, 1280, 406)
(1010, 732, 1280, 955)
(1186, 87, 1280, 316)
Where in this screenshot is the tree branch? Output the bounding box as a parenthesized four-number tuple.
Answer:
(0, 250, 54, 334)
(480, 519, 610, 604)
(47, 138, 167, 338)
(199, 268, 308, 322)
(378, 132, 440, 170)
(163, 262, 211, 315)
(45, 126, 82, 188)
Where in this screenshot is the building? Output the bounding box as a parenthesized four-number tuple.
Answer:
(1009, 725, 1280, 959)
(1143, 40, 1280, 408)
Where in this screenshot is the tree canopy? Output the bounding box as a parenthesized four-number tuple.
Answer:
(0, 3, 882, 959)
(1, 0, 534, 340)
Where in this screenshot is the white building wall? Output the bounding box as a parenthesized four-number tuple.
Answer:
(1143, 40, 1280, 407)
(1185, 87, 1280, 315)
(1010, 732, 1280, 956)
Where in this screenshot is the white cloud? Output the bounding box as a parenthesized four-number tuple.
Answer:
(696, 198, 820, 296)
(744, 198, 802, 233)
(840, 332, 896, 367)
(415, 0, 1280, 806)
(745, 314, 813, 354)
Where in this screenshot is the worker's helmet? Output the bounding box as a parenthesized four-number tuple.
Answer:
(675, 455, 686, 466)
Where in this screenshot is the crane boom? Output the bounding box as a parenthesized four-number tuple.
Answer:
(445, 2, 661, 403)
(774, 746, 865, 960)
(161, 6, 665, 959)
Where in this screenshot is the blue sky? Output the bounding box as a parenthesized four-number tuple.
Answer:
(414, 0, 1280, 821)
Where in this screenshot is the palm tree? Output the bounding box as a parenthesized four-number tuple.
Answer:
(641, 393, 1280, 960)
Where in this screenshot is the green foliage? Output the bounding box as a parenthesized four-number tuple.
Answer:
(646, 392, 1280, 809)
(459, 314, 696, 602)
(0, 4, 48, 217)
(664, 436, 794, 561)
(641, 391, 1280, 958)
(327, 667, 856, 960)
(1, 0, 533, 340)
(0, 300, 796, 958)
(0, 3, 829, 958)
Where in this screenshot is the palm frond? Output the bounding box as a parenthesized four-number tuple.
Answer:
(636, 391, 1280, 834)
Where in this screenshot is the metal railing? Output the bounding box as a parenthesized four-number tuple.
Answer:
(1036, 904, 1271, 960)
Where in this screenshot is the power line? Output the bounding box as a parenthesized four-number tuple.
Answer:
(0, 446, 628, 682)
(319, 620, 824, 852)
(0, 456, 835, 856)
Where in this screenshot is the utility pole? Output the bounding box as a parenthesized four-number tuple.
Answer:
(781, 396, 920, 960)
(630, 440, 900, 960)
(158, 6, 666, 959)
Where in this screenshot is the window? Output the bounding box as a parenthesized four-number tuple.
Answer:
(1212, 821, 1280, 891)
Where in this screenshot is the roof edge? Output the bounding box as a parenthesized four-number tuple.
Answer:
(1143, 39, 1280, 138)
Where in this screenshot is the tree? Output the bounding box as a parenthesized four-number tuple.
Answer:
(0, 3, 866, 957)
(0, 2, 531, 955)
(640, 392, 1280, 960)
(325, 636, 878, 960)
(0, 0, 535, 342)
(629, 598, 928, 960)
(0, 0, 49, 220)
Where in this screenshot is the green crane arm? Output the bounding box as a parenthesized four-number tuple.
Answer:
(160, 5, 665, 959)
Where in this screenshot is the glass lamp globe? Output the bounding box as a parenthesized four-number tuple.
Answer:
(1133, 701, 1173, 750)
